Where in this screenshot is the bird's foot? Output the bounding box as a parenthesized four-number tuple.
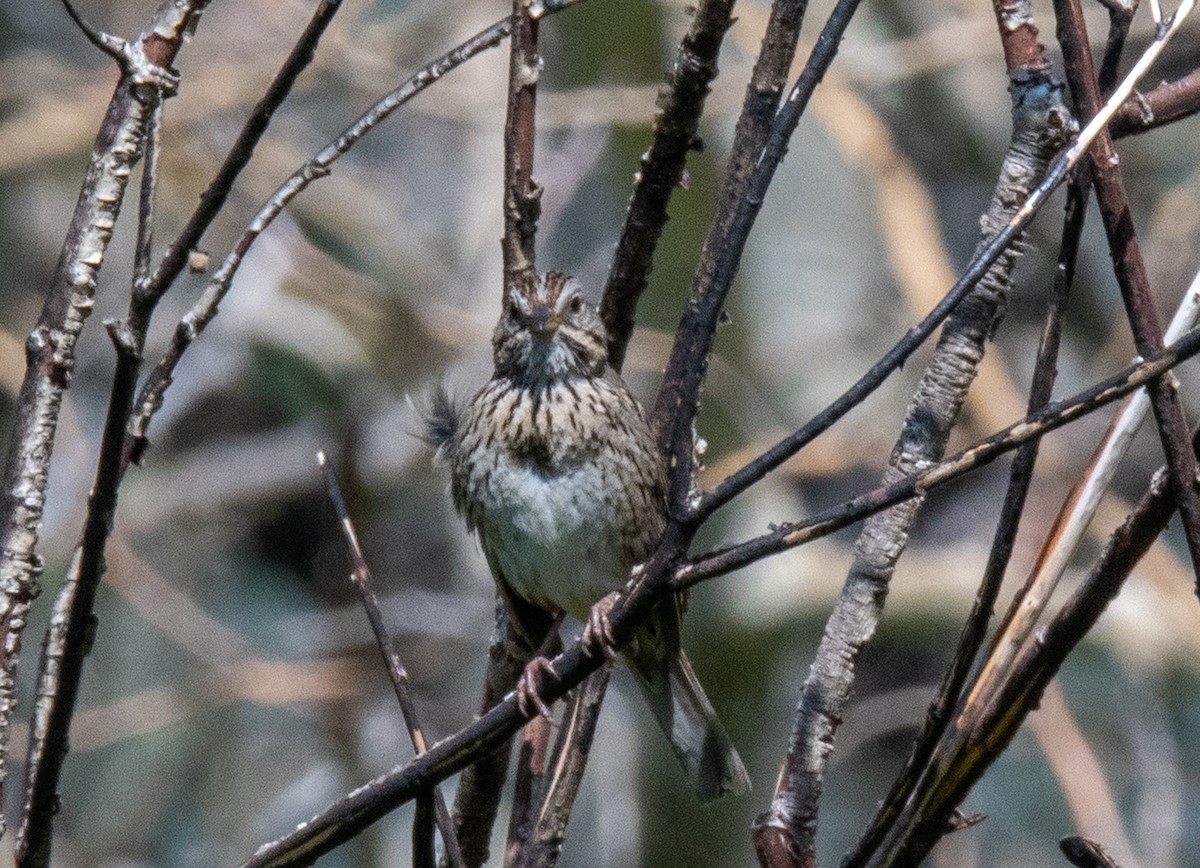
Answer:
(582, 592, 620, 661)
(517, 656, 558, 719)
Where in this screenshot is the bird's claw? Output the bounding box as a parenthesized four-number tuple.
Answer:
(582, 592, 619, 661)
(517, 656, 558, 719)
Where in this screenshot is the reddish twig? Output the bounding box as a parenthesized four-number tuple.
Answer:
(501, 0, 542, 289)
(1055, 0, 1200, 586)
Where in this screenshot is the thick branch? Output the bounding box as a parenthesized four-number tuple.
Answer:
(844, 168, 1088, 868)
(0, 0, 202, 841)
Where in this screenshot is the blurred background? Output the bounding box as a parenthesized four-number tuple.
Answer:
(2, 0, 1200, 865)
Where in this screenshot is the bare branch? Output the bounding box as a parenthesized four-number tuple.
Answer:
(1061, 836, 1125, 868)
(317, 452, 463, 868)
(501, 0, 542, 289)
(125, 12, 544, 467)
(599, 0, 736, 370)
(862, 458, 1178, 865)
(1111, 67, 1200, 138)
(138, 0, 347, 314)
(844, 165, 1088, 868)
(1055, 0, 1200, 584)
(751, 6, 1066, 858)
(60, 0, 126, 61)
(678, 324, 1200, 588)
(241, 317, 1200, 868)
(0, 0, 201, 843)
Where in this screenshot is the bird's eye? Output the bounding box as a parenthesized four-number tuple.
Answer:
(508, 298, 521, 318)
(567, 294, 584, 314)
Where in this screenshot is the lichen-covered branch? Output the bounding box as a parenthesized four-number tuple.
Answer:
(0, 0, 203, 841)
(750, 5, 1070, 863)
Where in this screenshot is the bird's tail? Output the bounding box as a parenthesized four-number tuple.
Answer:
(415, 385, 461, 461)
(629, 649, 750, 802)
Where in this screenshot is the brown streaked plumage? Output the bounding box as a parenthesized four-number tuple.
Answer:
(428, 271, 748, 802)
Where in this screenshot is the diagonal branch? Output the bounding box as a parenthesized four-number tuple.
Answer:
(1055, 0, 1200, 586)
(750, 6, 1069, 860)
(599, 0, 737, 371)
(317, 453, 464, 868)
(124, 6, 586, 468)
(0, 0, 203, 842)
(842, 165, 1088, 868)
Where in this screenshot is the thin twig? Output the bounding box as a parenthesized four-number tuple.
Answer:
(317, 452, 464, 868)
(1055, 0, 1200, 585)
(599, 0, 737, 371)
(970, 266, 1200, 717)
(60, 0, 126, 60)
(863, 461, 1177, 866)
(0, 0, 201, 846)
(693, 0, 1200, 522)
(678, 324, 1200, 588)
(136, 0, 347, 316)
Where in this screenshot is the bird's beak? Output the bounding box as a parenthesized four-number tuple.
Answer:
(531, 303, 558, 336)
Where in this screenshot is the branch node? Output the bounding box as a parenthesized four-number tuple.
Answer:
(61, 0, 127, 62)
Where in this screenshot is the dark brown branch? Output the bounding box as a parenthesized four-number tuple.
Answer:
(679, 324, 1200, 588)
(506, 714, 554, 863)
(599, 0, 737, 371)
(0, 0, 203, 846)
(864, 456, 1178, 866)
(502, 623, 562, 866)
(137, 0, 346, 314)
(1061, 836, 1124, 868)
(510, 668, 612, 868)
(448, 604, 554, 868)
(1110, 67, 1200, 138)
(414, 790, 437, 868)
(317, 453, 463, 868)
(1055, 0, 1200, 585)
(501, 0, 542, 290)
(125, 8, 572, 467)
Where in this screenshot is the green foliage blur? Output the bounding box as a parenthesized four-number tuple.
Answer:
(2, 0, 1200, 865)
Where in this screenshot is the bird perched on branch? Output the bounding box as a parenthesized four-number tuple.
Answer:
(426, 270, 749, 802)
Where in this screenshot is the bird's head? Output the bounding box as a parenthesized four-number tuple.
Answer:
(492, 271, 608, 383)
